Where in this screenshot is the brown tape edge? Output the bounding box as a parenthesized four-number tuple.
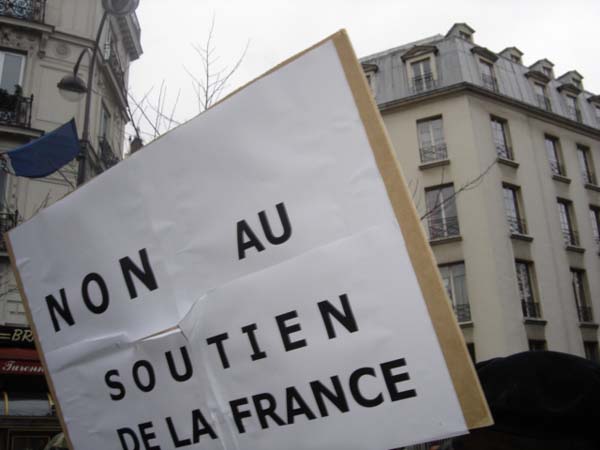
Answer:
(330, 31, 493, 430)
(5, 232, 75, 450)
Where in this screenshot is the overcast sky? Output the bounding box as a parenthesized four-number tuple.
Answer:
(129, 0, 600, 140)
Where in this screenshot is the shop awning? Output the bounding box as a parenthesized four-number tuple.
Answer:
(0, 348, 43, 375)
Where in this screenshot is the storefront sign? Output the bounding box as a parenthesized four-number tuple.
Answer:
(0, 359, 43, 375)
(0, 326, 35, 348)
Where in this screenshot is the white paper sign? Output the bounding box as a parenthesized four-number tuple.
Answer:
(8, 35, 470, 449)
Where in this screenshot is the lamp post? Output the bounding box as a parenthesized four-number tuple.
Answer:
(57, 0, 139, 186)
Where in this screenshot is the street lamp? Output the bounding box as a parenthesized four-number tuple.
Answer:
(57, 0, 139, 185)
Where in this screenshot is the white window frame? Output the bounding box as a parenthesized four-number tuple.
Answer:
(0, 51, 26, 94)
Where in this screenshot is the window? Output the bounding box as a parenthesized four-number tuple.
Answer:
(534, 83, 551, 111)
(99, 103, 111, 143)
(595, 105, 600, 124)
(565, 95, 581, 122)
(459, 31, 472, 42)
(5, 300, 26, 325)
(545, 136, 565, 176)
(425, 185, 460, 240)
(542, 67, 553, 78)
(439, 262, 471, 322)
(577, 145, 597, 185)
(410, 58, 435, 93)
(528, 340, 547, 351)
(557, 199, 579, 247)
(417, 117, 446, 163)
(584, 342, 600, 363)
(515, 261, 541, 318)
(0, 51, 25, 94)
(491, 117, 513, 160)
(479, 59, 497, 92)
(590, 206, 600, 250)
(503, 185, 527, 235)
(571, 269, 593, 323)
(510, 55, 520, 64)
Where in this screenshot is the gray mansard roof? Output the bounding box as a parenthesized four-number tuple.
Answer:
(360, 27, 600, 131)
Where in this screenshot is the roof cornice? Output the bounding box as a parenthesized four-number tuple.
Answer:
(377, 82, 600, 140)
(471, 46, 498, 63)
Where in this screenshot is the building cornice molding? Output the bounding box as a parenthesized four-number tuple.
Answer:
(587, 95, 600, 105)
(361, 63, 378, 73)
(0, 16, 54, 34)
(470, 46, 498, 63)
(401, 45, 438, 62)
(557, 83, 582, 96)
(524, 70, 550, 84)
(377, 82, 600, 140)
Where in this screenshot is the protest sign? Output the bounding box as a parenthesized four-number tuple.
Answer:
(7, 30, 491, 449)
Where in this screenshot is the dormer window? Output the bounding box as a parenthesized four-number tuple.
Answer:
(565, 95, 582, 123)
(510, 55, 521, 64)
(361, 63, 378, 96)
(411, 58, 434, 93)
(402, 45, 439, 94)
(534, 83, 552, 112)
(542, 66, 553, 78)
(479, 59, 498, 92)
(459, 31, 473, 42)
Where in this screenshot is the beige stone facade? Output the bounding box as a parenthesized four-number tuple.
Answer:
(0, 0, 142, 325)
(363, 23, 600, 362)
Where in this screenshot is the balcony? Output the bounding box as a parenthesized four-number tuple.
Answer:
(411, 73, 437, 94)
(453, 303, 471, 323)
(521, 299, 542, 319)
(0, 211, 18, 253)
(98, 136, 120, 171)
(495, 143, 514, 161)
(0, 90, 33, 128)
(507, 216, 528, 236)
(103, 42, 126, 95)
(0, 0, 46, 23)
(536, 94, 552, 112)
(419, 143, 448, 164)
(566, 105, 582, 123)
(549, 160, 566, 177)
(577, 304, 594, 323)
(481, 73, 499, 92)
(428, 216, 460, 241)
(562, 228, 581, 247)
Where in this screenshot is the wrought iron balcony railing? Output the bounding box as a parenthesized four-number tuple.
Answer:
(536, 94, 552, 112)
(507, 215, 528, 235)
(98, 136, 120, 171)
(549, 159, 566, 177)
(428, 215, 460, 240)
(481, 73, 499, 92)
(577, 304, 594, 323)
(566, 105, 582, 123)
(562, 228, 580, 247)
(0, 211, 18, 252)
(0, 0, 46, 23)
(521, 299, 542, 319)
(453, 303, 471, 323)
(419, 142, 448, 163)
(495, 143, 514, 160)
(0, 91, 33, 128)
(411, 73, 437, 94)
(103, 41, 126, 94)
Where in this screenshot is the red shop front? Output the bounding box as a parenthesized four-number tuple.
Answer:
(0, 327, 61, 450)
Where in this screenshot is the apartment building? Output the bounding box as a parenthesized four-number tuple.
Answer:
(362, 23, 600, 363)
(0, 1, 141, 448)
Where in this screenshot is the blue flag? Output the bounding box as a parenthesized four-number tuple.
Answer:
(0, 119, 81, 178)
